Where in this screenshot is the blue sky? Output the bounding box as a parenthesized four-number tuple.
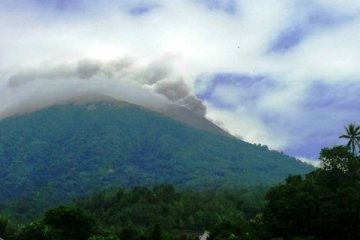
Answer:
(1, 0, 360, 164)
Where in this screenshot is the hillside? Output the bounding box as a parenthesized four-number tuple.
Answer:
(0, 100, 313, 208)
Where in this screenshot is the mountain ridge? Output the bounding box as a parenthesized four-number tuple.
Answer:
(0, 99, 313, 207)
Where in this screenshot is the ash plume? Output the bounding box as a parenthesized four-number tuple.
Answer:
(1, 57, 207, 120)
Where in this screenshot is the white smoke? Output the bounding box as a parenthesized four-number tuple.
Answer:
(1, 57, 207, 120)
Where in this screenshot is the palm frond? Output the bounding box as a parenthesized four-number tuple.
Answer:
(340, 124, 360, 156)
(339, 135, 350, 139)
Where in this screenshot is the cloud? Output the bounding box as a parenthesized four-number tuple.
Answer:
(1, 57, 206, 120)
(0, 0, 360, 158)
(296, 156, 320, 167)
(270, 26, 308, 53)
(196, 74, 276, 110)
(155, 79, 206, 115)
(268, 1, 359, 53)
(199, 0, 238, 15)
(128, 2, 159, 16)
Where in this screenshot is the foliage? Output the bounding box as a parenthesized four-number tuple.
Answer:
(1, 185, 267, 240)
(339, 123, 360, 156)
(262, 146, 360, 240)
(16, 222, 51, 240)
(16, 206, 97, 240)
(0, 215, 15, 240)
(319, 146, 355, 173)
(0, 102, 312, 220)
(208, 218, 254, 240)
(73, 184, 267, 234)
(42, 205, 97, 240)
(2, 143, 360, 240)
(3, 103, 359, 240)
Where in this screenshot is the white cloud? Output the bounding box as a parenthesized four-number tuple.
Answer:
(296, 156, 321, 167)
(0, 0, 359, 158)
(205, 106, 290, 149)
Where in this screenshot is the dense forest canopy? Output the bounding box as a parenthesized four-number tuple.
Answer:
(1, 118, 359, 240)
(0, 102, 312, 211)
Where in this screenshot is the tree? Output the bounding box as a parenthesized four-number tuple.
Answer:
(120, 226, 136, 240)
(0, 215, 15, 240)
(262, 145, 360, 240)
(339, 124, 360, 156)
(43, 205, 97, 240)
(149, 224, 162, 240)
(319, 146, 354, 173)
(17, 222, 51, 240)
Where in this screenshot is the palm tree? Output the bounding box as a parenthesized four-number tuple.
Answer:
(339, 123, 360, 156)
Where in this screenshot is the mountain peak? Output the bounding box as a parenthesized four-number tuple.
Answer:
(64, 94, 232, 137)
(0, 101, 313, 207)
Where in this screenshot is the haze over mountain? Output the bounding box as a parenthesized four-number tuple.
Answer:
(1, 1, 360, 164)
(0, 98, 313, 209)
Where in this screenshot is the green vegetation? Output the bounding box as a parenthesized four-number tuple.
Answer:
(262, 145, 360, 240)
(0, 185, 267, 240)
(1, 131, 359, 239)
(73, 184, 266, 233)
(339, 123, 360, 156)
(0, 101, 312, 219)
(2, 104, 358, 239)
(260, 124, 360, 240)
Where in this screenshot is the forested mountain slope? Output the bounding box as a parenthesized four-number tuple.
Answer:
(0, 100, 313, 206)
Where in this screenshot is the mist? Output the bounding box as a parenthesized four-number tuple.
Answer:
(0, 57, 207, 120)
(1, 0, 360, 160)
